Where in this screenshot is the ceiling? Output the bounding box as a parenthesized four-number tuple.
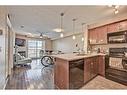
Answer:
(8, 6, 127, 39)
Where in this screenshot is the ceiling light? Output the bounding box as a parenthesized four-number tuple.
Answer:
(72, 35, 76, 40)
(72, 19, 77, 40)
(60, 33, 64, 38)
(82, 37, 84, 41)
(53, 28, 64, 32)
(115, 9, 119, 14)
(59, 13, 64, 37)
(115, 5, 119, 9)
(40, 33, 43, 38)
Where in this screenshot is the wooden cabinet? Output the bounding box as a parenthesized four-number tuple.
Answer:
(89, 28, 97, 44)
(89, 20, 127, 45)
(96, 26, 108, 44)
(84, 58, 91, 83)
(89, 26, 108, 44)
(119, 20, 127, 31)
(107, 22, 120, 33)
(98, 56, 105, 76)
(108, 20, 127, 33)
(54, 58, 69, 89)
(84, 57, 98, 83)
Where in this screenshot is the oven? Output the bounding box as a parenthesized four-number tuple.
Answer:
(105, 48, 127, 85)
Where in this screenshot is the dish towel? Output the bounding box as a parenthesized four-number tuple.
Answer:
(109, 57, 123, 69)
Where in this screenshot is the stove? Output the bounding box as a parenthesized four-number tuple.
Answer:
(105, 47, 127, 86)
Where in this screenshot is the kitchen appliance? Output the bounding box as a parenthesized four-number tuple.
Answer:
(69, 59, 84, 89)
(107, 31, 127, 43)
(105, 47, 127, 85)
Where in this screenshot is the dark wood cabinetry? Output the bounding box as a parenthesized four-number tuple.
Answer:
(84, 56, 99, 83)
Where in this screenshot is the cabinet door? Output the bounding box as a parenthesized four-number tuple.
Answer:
(98, 56, 105, 77)
(84, 59, 91, 83)
(119, 20, 127, 31)
(107, 22, 120, 33)
(96, 26, 108, 44)
(89, 29, 97, 44)
(90, 57, 98, 78)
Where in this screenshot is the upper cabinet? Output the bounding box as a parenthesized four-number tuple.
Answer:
(119, 20, 127, 31)
(107, 22, 120, 33)
(108, 20, 127, 33)
(89, 25, 108, 44)
(88, 19, 127, 45)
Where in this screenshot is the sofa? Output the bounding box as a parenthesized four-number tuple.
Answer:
(14, 53, 32, 66)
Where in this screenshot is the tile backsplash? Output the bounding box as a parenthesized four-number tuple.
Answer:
(91, 43, 127, 54)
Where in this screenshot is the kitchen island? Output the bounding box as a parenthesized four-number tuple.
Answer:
(52, 53, 106, 89)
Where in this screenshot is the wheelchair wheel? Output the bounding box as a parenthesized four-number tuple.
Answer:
(41, 56, 53, 67)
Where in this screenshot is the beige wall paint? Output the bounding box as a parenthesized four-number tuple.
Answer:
(52, 33, 85, 53)
(45, 38, 52, 50)
(0, 6, 7, 89)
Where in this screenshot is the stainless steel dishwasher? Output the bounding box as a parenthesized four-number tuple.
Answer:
(69, 59, 84, 89)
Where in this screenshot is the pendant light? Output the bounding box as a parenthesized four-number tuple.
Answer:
(60, 13, 64, 38)
(72, 19, 76, 40)
(81, 23, 85, 41)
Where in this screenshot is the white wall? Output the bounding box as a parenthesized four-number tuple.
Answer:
(52, 33, 85, 53)
(0, 6, 7, 89)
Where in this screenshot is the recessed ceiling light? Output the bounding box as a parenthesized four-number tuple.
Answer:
(53, 28, 64, 32)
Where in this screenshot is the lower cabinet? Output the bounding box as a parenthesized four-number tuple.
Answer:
(84, 57, 98, 83)
(98, 56, 105, 76)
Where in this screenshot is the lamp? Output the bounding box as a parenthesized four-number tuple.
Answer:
(60, 13, 64, 37)
(72, 19, 76, 40)
(81, 23, 85, 41)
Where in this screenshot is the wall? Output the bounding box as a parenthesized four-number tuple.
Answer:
(0, 6, 7, 89)
(52, 33, 85, 53)
(92, 44, 127, 54)
(45, 38, 52, 50)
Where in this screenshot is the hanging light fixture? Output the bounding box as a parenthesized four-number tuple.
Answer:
(60, 13, 64, 38)
(72, 19, 76, 40)
(108, 5, 120, 14)
(81, 23, 85, 42)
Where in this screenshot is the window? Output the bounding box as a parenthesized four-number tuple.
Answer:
(28, 40, 44, 58)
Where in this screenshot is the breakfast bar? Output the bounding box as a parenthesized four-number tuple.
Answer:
(52, 53, 106, 89)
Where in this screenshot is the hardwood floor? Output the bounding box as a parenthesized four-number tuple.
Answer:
(5, 59, 55, 89)
(5, 59, 127, 90)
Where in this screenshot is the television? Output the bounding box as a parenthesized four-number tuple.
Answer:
(15, 38, 26, 46)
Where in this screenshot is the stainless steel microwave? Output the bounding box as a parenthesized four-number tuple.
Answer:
(107, 31, 127, 43)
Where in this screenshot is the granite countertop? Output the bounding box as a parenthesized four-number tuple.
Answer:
(51, 53, 106, 61)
